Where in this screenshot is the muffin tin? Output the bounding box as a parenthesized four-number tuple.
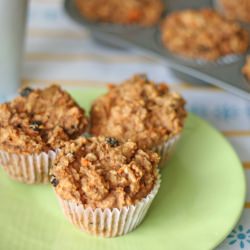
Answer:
(64, 0, 250, 100)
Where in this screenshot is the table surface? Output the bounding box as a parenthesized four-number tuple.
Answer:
(23, 0, 250, 249)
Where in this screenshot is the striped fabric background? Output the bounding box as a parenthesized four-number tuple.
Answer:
(23, 0, 250, 249)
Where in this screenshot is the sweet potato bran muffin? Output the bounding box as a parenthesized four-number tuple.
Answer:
(51, 136, 160, 237)
(75, 0, 164, 26)
(161, 8, 249, 61)
(217, 0, 250, 23)
(0, 85, 88, 154)
(242, 56, 250, 81)
(51, 136, 159, 209)
(90, 74, 186, 151)
(0, 85, 88, 184)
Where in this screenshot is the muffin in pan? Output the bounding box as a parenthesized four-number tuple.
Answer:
(0, 85, 88, 184)
(242, 56, 250, 81)
(75, 0, 164, 26)
(161, 8, 249, 61)
(215, 0, 250, 23)
(90, 74, 187, 165)
(50, 136, 160, 237)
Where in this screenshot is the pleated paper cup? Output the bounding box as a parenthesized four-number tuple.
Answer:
(57, 174, 161, 237)
(0, 150, 57, 184)
(154, 134, 180, 167)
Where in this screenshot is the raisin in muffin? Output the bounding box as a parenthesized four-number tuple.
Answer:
(242, 56, 250, 81)
(216, 0, 250, 23)
(161, 8, 249, 61)
(0, 85, 88, 184)
(50, 136, 160, 237)
(90, 74, 186, 165)
(75, 0, 164, 26)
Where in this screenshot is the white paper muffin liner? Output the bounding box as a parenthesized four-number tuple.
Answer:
(0, 150, 57, 184)
(57, 174, 161, 237)
(154, 134, 180, 167)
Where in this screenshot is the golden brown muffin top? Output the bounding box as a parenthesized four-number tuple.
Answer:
(50, 136, 159, 209)
(90, 74, 187, 150)
(161, 8, 249, 61)
(0, 85, 88, 154)
(217, 0, 250, 23)
(242, 56, 250, 81)
(76, 0, 164, 26)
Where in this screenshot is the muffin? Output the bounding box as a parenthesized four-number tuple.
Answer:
(161, 8, 249, 61)
(0, 85, 88, 184)
(50, 136, 160, 237)
(215, 0, 250, 23)
(90, 74, 187, 165)
(75, 0, 164, 26)
(242, 56, 250, 81)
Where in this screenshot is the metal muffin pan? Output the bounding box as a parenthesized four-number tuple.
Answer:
(64, 0, 250, 100)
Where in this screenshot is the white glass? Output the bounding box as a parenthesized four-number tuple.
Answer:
(0, 0, 27, 101)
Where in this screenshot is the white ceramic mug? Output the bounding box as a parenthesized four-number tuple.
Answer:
(0, 0, 28, 101)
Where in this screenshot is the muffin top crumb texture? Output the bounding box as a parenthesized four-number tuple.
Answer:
(0, 85, 88, 154)
(218, 0, 250, 23)
(76, 0, 164, 26)
(242, 56, 250, 81)
(51, 136, 159, 209)
(161, 8, 249, 61)
(90, 74, 187, 150)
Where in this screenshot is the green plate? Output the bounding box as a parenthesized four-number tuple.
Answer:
(0, 88, 246, 250)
